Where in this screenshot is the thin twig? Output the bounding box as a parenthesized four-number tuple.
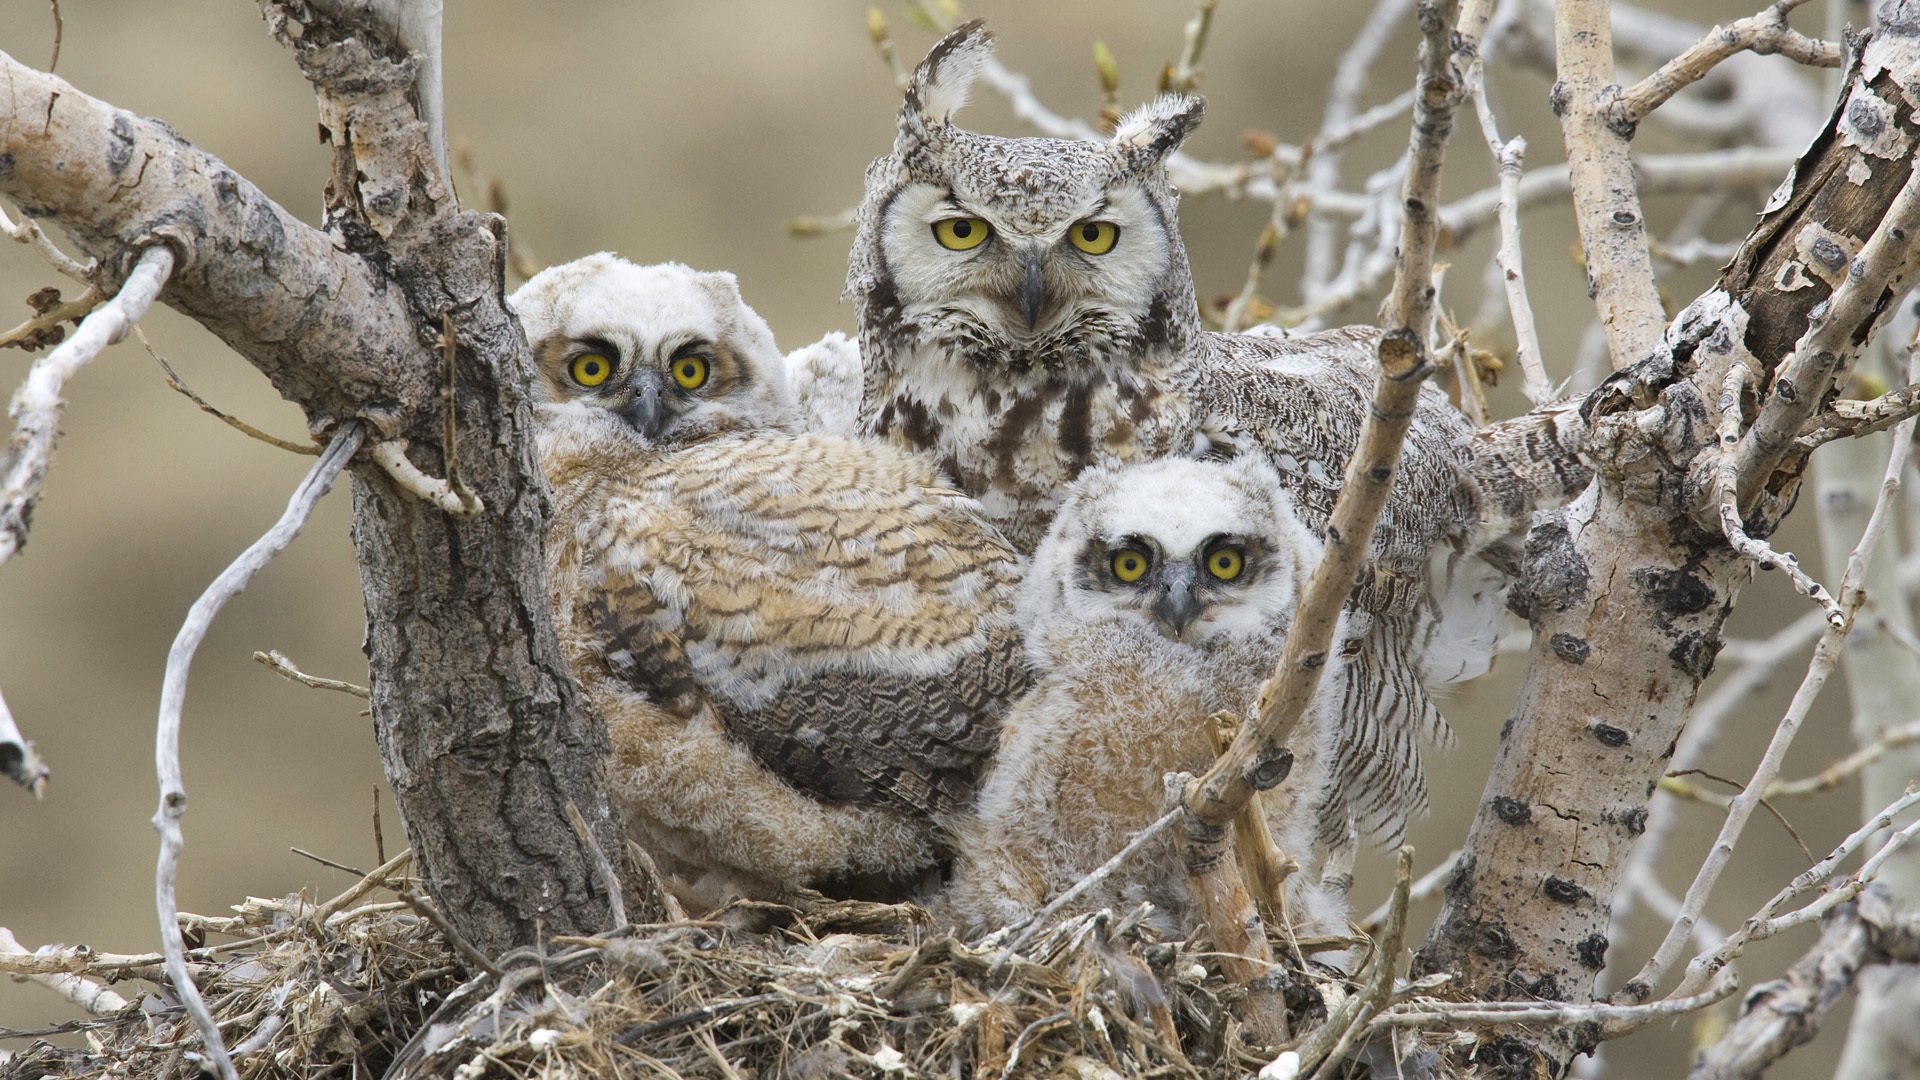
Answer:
(1302, 0, 1418, 300)
(1297, 847, 1415, 1072)
(153, 421, 364, 1080)
(566, 801, 627, 931)
(290, 847, 365, 876)
(1713, 363, 1845, 623)
(150, 340, 321, 455)
(252, 649, 371, 698)
(1361, 848, 1458, 932)
(46, 0, 62, 73)
(1677, 787, 1920, 996)
(0, 283, 101, 351)
(1616, 0, 1838, 129)
(309, 847, 412, 925)
(2, 245, 174, 566)
(400, 888, 502, 978)
(371, 439, 483, 517)
(0, 927, 129, 1016)
(1162, 0, 1217, 95)
(1467, 46, 1552, 404)
(1380, 971, 1739, 1036)
(1630, 372, 1920, 1001)
(983, 808, 1181, 954)
(0, 200, 92, 283)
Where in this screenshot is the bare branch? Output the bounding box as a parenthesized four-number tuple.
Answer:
(1798, 376, 1920, 449)
(1380, 971, 1738, 1036)
(0, 200, 91, 283)
(1712, 363, 1845, 623)
(1617, 0, 1840, 130)
(149, 339, 321, 455)
(1555, 0, 1668, 370)
(1302, 0, 1418, 300)
(1467, 57, 1552, 403)
(251, 649, 370, 699)
(1691, 886, 1920, 1079)
(2, 245, 173, 567)
(1633, 386, 1918, 1000)
(1162, 0, 1217, 95)
(152, 422, 363, 1080)
(370, 439, 484, 517)
(0, 927, 129, 1016)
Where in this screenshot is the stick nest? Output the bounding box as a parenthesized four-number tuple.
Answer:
(3, 868, 1368, 1079)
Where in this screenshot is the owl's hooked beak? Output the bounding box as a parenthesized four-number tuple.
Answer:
(619, 371, 666, 439)
(1019, 251, 1047, 331)
(1151, 564, 1204, 640)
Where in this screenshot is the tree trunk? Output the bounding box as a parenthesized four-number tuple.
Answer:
(0, 4, 624, 958)
(1415, 2, 1920, 1071)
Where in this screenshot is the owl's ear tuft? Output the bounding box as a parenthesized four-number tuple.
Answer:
(1110, 95, 1205, 171)
(897, 20, 993, 161)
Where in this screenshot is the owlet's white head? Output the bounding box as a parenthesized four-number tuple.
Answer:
(510, 253, 799, 445)
(1020, 455, 1320, 652)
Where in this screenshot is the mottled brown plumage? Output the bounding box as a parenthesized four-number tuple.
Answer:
(847, 24, 1587, 847)
(515, 256, 1028, 905)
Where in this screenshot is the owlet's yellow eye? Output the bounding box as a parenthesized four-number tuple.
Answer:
(1110, 548, 1150, 583)
(671, 355, 709, 390)
(1068, 220, 1119, 255)
(932, 217, 991, 251)
(570, 353, 612, 387)
(1206, 547, 1245, 581)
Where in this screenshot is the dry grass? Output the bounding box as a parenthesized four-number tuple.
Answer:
(2, 855, 1371, 1080)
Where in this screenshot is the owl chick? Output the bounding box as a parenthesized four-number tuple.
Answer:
(847, 22, 1586, 848)
(945, 456, 1350, 946)
(512, 255, 1029, 908)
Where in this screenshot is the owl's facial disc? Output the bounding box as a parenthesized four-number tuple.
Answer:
(882, 170, 1170, 363)
(1089, 532, 1263, 644)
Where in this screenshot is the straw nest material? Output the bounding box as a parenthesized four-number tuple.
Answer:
(0, 849, 1394, 1080)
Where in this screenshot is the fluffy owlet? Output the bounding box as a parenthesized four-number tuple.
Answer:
(512, 255, 1029, 908)
(847, 23, 1585, 846)
(945, 456, 1351, 944)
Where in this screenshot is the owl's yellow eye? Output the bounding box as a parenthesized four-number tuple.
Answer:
(932, 217, 991, 251)
(1068, 220, 1119, 255)
(570, 353, 613, 387)
(1206, 546, 1245, 581)
(1110, 548, 1150, 583)
(671, 355, 710, 390)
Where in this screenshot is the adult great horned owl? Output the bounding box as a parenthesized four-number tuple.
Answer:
(946, 456, 1350, 943)
(513, 255, 1029, 907)
(848, 22, 1580, 844)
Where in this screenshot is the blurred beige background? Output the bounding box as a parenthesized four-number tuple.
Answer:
(0, 2, 1894, 1075)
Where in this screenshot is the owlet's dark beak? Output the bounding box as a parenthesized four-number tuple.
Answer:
(1151, 564, 1204, 639)
(618, 370, 666, 439)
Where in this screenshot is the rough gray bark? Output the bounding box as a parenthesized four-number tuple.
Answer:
(1414, 2, 1920, 1072)
(1692, 886, 1920, 1080)
(0, 4, 625, 958)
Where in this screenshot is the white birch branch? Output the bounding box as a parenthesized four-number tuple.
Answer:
(152, 421, 365, 1080)
(2, 245, 174, 566)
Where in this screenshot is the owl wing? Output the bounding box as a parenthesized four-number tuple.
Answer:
(567, 433, 1028, 821)
(1191, 326, 1489, 843)
(726, 624, 1029, 818)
